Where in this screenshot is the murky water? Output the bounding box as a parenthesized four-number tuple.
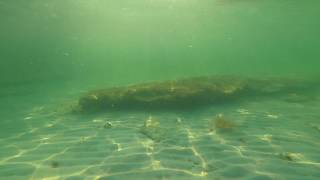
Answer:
(1, 0, 320, 179)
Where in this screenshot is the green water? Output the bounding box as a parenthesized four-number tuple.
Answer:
(1, 0, 320, 179)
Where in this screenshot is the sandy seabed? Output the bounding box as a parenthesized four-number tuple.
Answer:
(0, 89, 320, 180)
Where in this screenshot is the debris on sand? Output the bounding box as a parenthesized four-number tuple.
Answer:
(209, 114, 235, 132)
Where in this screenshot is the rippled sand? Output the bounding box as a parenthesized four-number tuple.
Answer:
(0, 90, 320, 180)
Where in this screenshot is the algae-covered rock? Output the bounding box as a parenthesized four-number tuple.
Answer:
(78, 76, 248, 112)
(76, 76, 315, 112)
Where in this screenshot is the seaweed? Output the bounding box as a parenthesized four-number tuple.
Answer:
(209, 114, 235, 132)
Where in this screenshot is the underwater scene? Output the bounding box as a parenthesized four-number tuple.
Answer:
(1, 0, 320, 179)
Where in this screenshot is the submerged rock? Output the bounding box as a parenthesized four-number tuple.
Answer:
(76, 76, 315, 112)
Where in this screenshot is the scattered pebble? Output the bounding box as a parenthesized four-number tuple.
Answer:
(259, 134, 273, 142)
(176, 117, 182, 123)
(45, 123, 54, 128)
(266, 114, 279, 119)
(237, 109, 251, 115)
(92, 119, 104, 123)
(279, 152, 303, 162)
(103, 122, 113, 129)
